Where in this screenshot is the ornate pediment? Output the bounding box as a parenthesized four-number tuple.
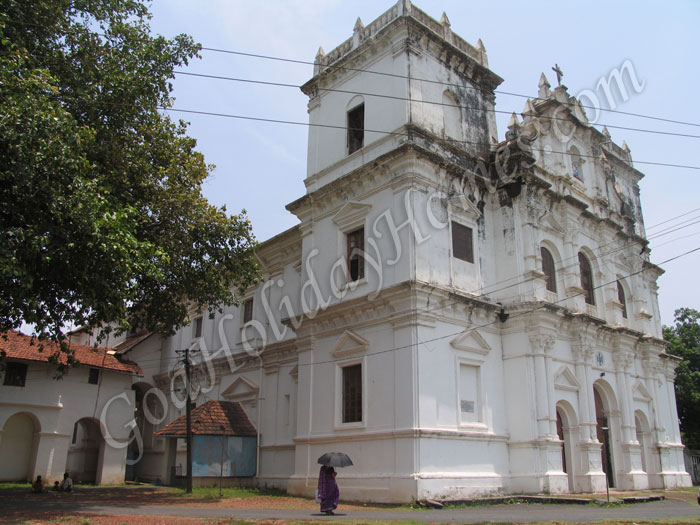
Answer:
(331, 201, 372, 231)
(221, 376, 259, 401)
(450, 329, 491, 355)
(332, 330, 369, 358)
(631, 380, 652, 402)
(553, 365, 580, 392)
(541, 213, 566, 235)
(447, 194, 482, 220)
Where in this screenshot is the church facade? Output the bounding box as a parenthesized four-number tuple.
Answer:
(124, 1, 691, 502)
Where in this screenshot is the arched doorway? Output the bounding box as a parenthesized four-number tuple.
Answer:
(556, 402, 578, 492)
(126, 382, 163, 482)
(634, 413, 647, 473)
(594, 387, 615, 488)
(66, 418, 104, 484)
(0, 412, 40, 481)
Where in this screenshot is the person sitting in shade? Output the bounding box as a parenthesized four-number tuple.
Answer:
(317, 465, 339, 515)
(60, 472, 73, 492)
(31, 475, 44, 493)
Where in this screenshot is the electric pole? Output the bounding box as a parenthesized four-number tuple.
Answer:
(184, 347, 193, 494)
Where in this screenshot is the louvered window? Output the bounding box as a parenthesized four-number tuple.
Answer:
(243, 298, 254, 323)
(541, 247, 557, 293)
(342, 364, 362, 423)
(452, 222, 474, 263)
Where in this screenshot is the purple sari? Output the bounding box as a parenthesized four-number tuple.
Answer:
(317, 466, 339, 512)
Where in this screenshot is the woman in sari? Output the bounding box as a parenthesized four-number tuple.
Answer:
(317, 465, 339, 515)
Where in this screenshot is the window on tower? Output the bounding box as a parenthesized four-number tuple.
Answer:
(452, 221, 474, 263)
(347, 228, 365, 281)
(578, 252, 595, 305)
(347, 104, 364, 154)
(541, 247, 557, 293)
(617, 280, 628, 319)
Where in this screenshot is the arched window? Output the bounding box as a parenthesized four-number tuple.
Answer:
(578, 252, 595, 305)
(617, 280, 627, 319)
(442, 90, 462, 140)
(541, 246, 557, 293)
(569, 146, 583, 180)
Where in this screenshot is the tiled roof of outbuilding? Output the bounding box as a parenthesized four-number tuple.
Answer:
(156, 400, 257, 437)
(1, 330, 142, 374)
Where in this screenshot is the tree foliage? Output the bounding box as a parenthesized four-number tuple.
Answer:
(663, 308, 700, 450)
(0, 0, 260, 347)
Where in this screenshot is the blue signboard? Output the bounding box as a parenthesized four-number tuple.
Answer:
(192, 435, 257, 477)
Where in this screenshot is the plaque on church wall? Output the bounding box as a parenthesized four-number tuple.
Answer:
(461, 400, 475, 413)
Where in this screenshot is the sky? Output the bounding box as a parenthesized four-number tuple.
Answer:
(147, 0, 700, 327)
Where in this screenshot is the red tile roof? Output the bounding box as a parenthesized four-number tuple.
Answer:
(113, 330, 153, 355)
(1, 330, 142, 374)
(156, 400, 257, 437)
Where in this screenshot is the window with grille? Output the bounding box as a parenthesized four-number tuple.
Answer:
(541, 247, 557, 293)
(578, 252, 595, 305)
(3, 362, 27, 387)
(88, 368, 100, 385)
(342, 364, 362, 423)
(243, 298, 254, 323)
(617, 280, 628, 319)
(452, 222, 474, 263)
(347, 104, 364, 154)
(347, 228, 365, 281)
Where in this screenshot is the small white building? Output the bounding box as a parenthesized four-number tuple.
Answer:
(0, 330, 141, 485)
(123, 1, 691, 502)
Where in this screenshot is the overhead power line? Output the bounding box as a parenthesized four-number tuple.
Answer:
(200, 47, 700, 130)
(162, 106, 700, 171)
(173, 70, 700, 141)
(131, 243, 700, 369)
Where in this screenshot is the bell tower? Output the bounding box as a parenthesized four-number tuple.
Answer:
(300, 0, 503, 194)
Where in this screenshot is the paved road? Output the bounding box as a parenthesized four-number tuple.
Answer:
(7, 498, 700, 523)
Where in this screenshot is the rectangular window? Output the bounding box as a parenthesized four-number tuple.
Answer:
(88, 368, 100, 385)
(452, 221, 474, 263)
(3, 362, 28, 387)
(347, 228, 365, 281)
(243, 298, 254, 323)
(347, 104, 364, 154)
(193, 316, 203, 339)
(342, 364, 362, 423)
(459, 363, 479, 424)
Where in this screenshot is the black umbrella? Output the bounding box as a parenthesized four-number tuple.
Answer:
(317, 452, 353, 468)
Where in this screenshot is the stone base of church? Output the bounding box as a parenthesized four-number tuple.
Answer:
(416, 474, 505, 500)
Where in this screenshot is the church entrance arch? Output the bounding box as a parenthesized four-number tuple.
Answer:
(66, 417, 104, 484)
(0, 412, 40, 481)
(126, 382, 162, 482)
(555, 401, 577, 492)
(593, 384, 616, 488)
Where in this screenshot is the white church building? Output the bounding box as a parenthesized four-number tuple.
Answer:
(120, 0, 691, 502)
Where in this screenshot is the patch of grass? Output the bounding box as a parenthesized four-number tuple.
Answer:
(0, 481, 31, 491)
(172, 485, 290, 500)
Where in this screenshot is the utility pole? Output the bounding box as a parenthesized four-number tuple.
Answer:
(184, 347, 193, 494)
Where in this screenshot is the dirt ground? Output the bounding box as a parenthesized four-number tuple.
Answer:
(0, 485, 379, 524)
(1, 485, 697, 525)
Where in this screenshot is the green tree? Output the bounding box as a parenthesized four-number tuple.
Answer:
(0, 1, 260, 352)
(663, 308, 700, 450)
